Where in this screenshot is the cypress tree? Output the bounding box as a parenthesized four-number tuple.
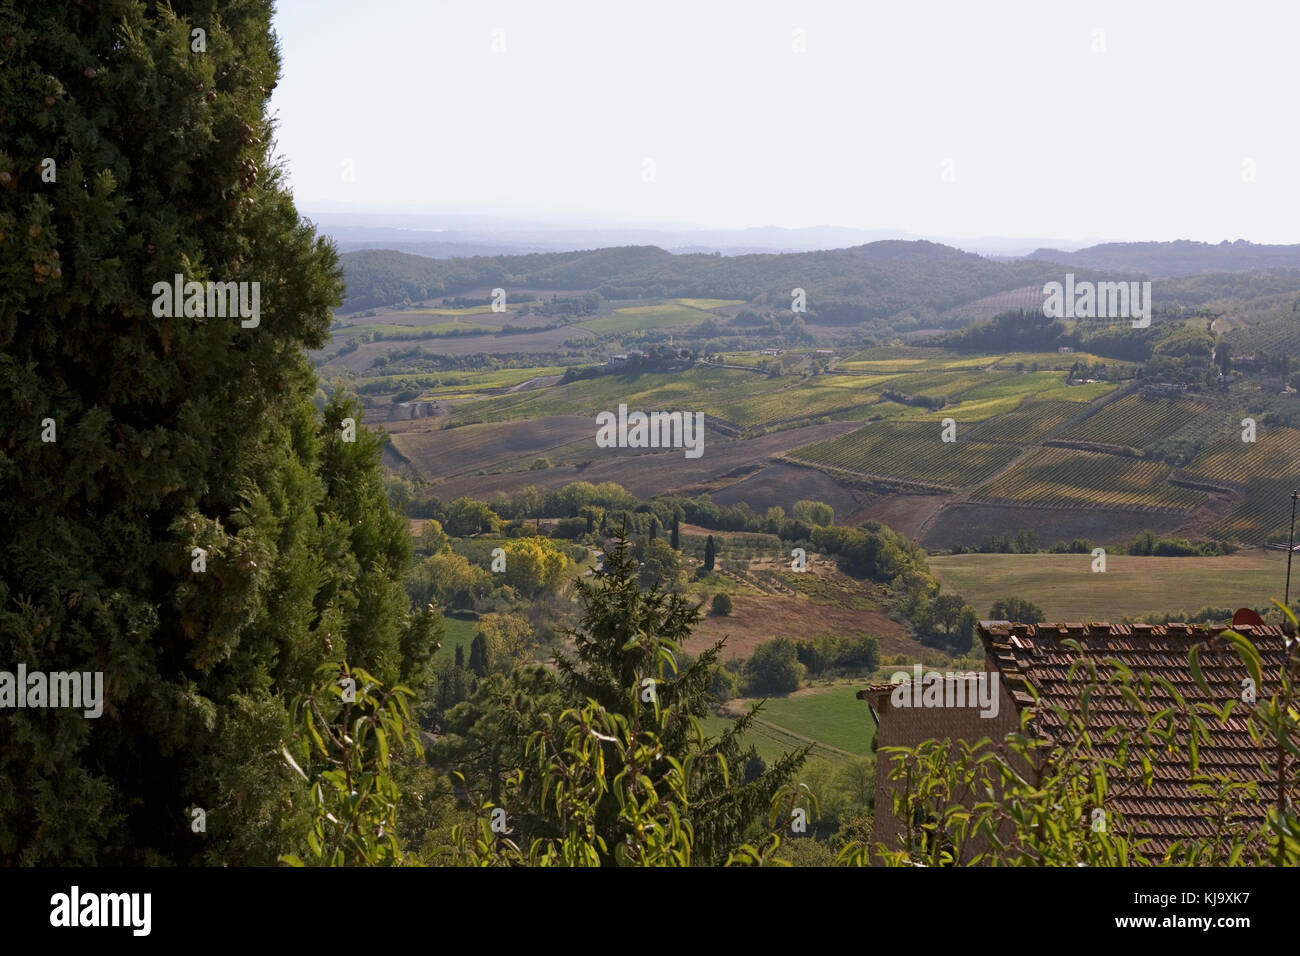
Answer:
(704, 535, 717, 571)
(454, 644, 465, 669)
(0, 2, 440, 865)
(468, 633, 490, 678)
(671, 514, 680, 550)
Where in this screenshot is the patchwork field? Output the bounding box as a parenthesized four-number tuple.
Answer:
(1181, 426, 1300, 541)
(448, 366, 784, 427)
(789, 420, 1024, 488)
(323, 326, 594, 370)
(387, 415, 596, 479)
(350, 327, 1292, 550)
(424, 420, 864, 502)
(920, 501, 1186, 550)
(965, 401, 1084, 442)
(711, 376, 885, 427)
(1182, 426, 1300, 485)
(973, 446, 1206, 511)
(1061, 393, 1209, 448)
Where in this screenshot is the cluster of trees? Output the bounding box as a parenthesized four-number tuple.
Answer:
(559, 345, 696, 383)
(696, 629, 880, 697)
(415, 483, 635, 522)
(405, 526, 579, 610)
(808, 521, 924, 582)
(1124, 532, 1237, 557)
(950, 530, 1238, 558)
(726, 309, 813, 344)
(427, 612, 536, 725)
(933, 307, 1220, 366)
(743, 638, 805, 694)
(415, 483, 842, 550)
(523, 291, 604, 317)
(795, 634, 881, 679)
(356, 374, 444, 396)
(879, 388, 949, 410)
(936, 309, 1072, 353)
(1132, 606, 1238, 626)
(949, 529, 1040, 554)
(419, 483, 991, 654)
(337, 248, 509, 313)
(988, 596, 1046, 625)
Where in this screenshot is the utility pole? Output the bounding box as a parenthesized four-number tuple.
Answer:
(1286, 490, 1300, 611)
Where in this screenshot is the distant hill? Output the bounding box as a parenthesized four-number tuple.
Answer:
(338, 241, 1077, 318)
(1022, 240, 1300, 277)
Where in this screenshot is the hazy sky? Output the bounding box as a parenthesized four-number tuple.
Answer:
(269, 0, 1300, 243)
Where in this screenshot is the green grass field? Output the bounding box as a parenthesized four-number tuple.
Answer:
(838, 346, 995, 373)
(993, 351, 1127, 369)
(713, 378, 883, 427)
(747, 686, 876, 754)
(929, 551, 1290, 621)
(449, 366, 789, 427)
(1030, 380, 1119, 402)
(671, 298, 745, 310)
(440, 617, 478, 658)
(702, 682, 876, 766)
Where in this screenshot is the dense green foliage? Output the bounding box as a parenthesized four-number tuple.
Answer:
(431, 537, 808, 865)
(989, 596, 1046, 625)
(0, 0, 438, 864)
(340, 242, 1074, 317)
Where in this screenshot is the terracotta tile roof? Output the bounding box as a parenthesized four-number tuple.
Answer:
(857, 672, 987, 701)
(979, 620, 1292, 857)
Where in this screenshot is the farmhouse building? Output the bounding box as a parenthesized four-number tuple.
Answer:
(387, 400, 437, 422)
(861, 620, 1292, 862)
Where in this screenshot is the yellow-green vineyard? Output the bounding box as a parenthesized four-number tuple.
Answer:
(1060, 393, 1210, 448)
(972, 447, 1206, 512)
(789, 421, 1023, 487)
